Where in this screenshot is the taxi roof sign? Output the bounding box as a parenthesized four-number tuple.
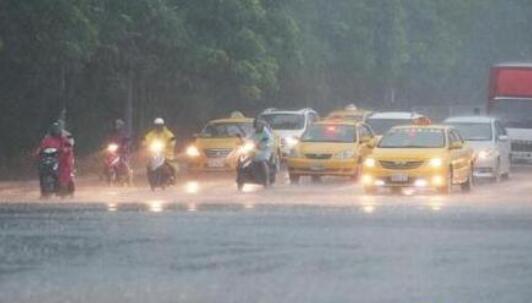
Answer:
(230, 111, 245, 118)
(412, 116, 432, 126)
(344, 104, 358, 111)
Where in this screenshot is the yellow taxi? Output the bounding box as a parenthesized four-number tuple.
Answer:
(287, 120, 376, 183)
(326, 104, 372, 122)
(361, 123, 475, 194)
(183, 112, 254, 172)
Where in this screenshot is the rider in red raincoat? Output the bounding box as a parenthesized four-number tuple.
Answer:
(36, 122, 75, 192)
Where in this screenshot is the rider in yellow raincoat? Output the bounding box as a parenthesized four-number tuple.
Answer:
(144, 117, 177, 180)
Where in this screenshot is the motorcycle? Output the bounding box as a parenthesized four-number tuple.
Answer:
(147, 140, 174, 191)
(236, 140, 278, 191)
(38, 148, 60, 198)
(104, 143, 132, 186)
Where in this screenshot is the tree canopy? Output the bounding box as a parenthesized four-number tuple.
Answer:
(1, 0, 532, 172)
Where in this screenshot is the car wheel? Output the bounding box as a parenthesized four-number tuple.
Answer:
(289, 173, 300, 184)
(461, 168, 473, 192)
(437, 169, 452, 194)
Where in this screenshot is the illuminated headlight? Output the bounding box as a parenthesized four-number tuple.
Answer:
(241, 142, 256, 154)
(186, 145, 200, 157)
(284, 136, 299, 148)
(107, 143, 119, 153)
(364, 158, 376, 168)
(149, 140, 165, 153)
(334, 150, 355, 160)
(429, 158, 443, 168)
(361, 174, 373, 185)
(414, 179, 428, 187)
(478, 149, 496, 160)
(432, 175, 445, 186)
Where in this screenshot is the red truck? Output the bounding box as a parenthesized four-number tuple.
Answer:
(489, 63, 532, 162)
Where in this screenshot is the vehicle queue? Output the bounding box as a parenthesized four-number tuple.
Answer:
(36, 104, 513, 198)
(177, 104, 512, 194)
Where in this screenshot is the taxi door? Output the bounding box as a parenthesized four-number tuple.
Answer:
(357, 124, 375, 163)
(448, 130, 471, 183)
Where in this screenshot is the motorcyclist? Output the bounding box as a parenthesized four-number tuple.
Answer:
(36, 121, 75, 193)
(105, 119, 131, 179)
(144, 117, 176, 181)
(249, 118, 274, 186)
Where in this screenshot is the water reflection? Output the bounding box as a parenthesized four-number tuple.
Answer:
(148, 200, 164, 212)
(107, 203, 117, 212)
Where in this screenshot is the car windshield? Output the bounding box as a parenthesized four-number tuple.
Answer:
(367, 118, 412, 134)
(260, 114, 305, 130)
(200, 122, 252, 138)
(301, 124, 357, 143)
(378, 128, 445, 148)
(446, 122, 492, 141)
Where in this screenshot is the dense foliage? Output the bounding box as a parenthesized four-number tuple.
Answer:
(1, 0, 532, 171)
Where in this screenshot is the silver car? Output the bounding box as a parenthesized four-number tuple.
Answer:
(444, 116, 511, 181)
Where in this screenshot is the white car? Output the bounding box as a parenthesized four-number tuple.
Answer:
(366, 111, 425, 136)
(444, 116, 511, 181)
(259, 108, 320, 158)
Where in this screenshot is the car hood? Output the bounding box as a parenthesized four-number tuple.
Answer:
(370, 148, 447, 161)
(298, 142, 356, 154)
(464, 141, 495, 152)
(195, 138, 240, 150)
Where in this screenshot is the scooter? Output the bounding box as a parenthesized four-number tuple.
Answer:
(38, 148, 60, 198)
(104, 143, 132, 186)
(147, 140, 174, 191)
(236, 140, 278, 191)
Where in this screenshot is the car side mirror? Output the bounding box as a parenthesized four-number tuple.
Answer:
(450, 141, 463, 150)
(498, 135, 509, 142)
(366, 138, 376, 148)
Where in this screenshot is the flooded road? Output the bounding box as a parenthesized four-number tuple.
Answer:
(1, 167, 532, 302)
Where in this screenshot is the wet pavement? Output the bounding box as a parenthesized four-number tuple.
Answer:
(1, 167, 532, 302)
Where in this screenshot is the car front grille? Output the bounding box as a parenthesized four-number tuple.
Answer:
(305, 153, 332, 160)
(511, 140, 532, 152)
(204, 148, 232, 158)
(379, 160, 424, 170)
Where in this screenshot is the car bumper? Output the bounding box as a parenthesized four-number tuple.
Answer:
(184, 157, 236, 172)
(361, 167, 449, 188)
(473, 157, 498, 178)
(287, 158, 358, 176)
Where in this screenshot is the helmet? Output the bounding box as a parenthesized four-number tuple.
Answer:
(114, 119, 125, 130)
(154, 117, 165, 125)
(49, 122, 62, 137)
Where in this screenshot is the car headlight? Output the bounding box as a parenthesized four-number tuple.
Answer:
(334, 150, 355, 160)
(429, 158, 443, 168)
(149, 140, 165, 153)
(364, 158, 376, 168)
(284, 136, 299, 148)
(478, 149, 496, 160)
(186, 145, 200, 157)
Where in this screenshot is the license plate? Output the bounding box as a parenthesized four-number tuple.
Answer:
(390, 174, 408, 182)
(207, 159, 225, 168)
(310, 163, 325, 171)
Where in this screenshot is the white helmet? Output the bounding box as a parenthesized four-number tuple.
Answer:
(154, 117, 165, 125)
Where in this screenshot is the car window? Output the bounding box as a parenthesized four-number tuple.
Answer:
(378, 128, 445, 148)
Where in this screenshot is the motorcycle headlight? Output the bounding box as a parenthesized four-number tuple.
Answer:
(186, 145, 200, 157)
(478, 149, 496, 160)
(107, 143, 119, 153)
(429, 158, 443, 168)
(149, 140, 165, 153)
(241, 142, 256, 154)
(334, 150, 355, 160)
(364, 158, 376, 168)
